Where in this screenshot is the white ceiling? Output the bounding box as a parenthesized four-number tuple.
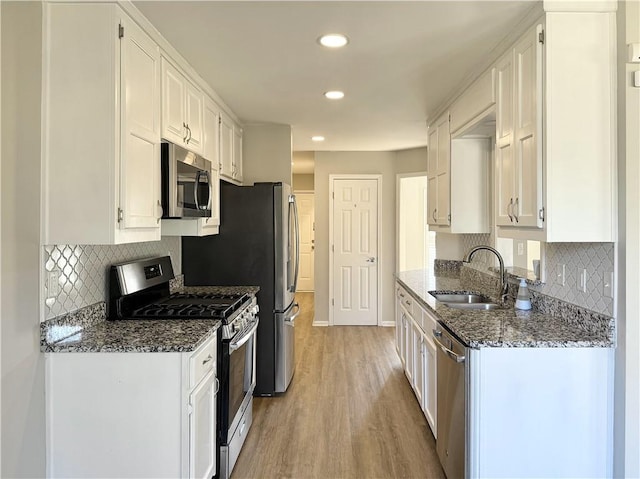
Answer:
(135, 1, 537, 152)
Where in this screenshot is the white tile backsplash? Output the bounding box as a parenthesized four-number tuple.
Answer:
(43, 237, 181, 320)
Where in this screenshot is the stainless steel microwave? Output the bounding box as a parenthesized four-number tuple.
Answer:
(161, 142, 212, 218)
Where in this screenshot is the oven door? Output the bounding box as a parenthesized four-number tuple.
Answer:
(226, 318, 258, 439)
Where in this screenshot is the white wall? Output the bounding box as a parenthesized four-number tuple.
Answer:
(242, 123, 292, 185)
(615, 1, 640, 476)
(1, 2, 46, 476)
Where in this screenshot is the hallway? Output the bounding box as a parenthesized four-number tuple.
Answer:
(231, 292, 445, 479)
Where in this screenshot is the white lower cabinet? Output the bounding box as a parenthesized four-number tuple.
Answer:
(395, 281, 437, 436)
(46, 332, 217, 478)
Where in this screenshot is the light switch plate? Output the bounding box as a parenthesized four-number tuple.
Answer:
(557, 264, 566, 286)
(577, 269, 588, 293)
(47, 269, 61, 298)
(603, 271, 614, 298)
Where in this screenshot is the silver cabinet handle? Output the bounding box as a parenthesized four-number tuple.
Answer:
(214, 377, 220, 395)
(507, 198, 514, 222)
(514, 197, 520, 223)
(405, 300, 411, 306)
(202, 354, 213, 366)
(183, 122, 188, 142)
(432, 209, 437, 222)
(186, 124, 192, 144)
(156, 200, 163, 224)
(432, 332, 465, 363)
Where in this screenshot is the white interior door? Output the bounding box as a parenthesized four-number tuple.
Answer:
(332, 178, 379, 326)
(296, 193, 315, 292)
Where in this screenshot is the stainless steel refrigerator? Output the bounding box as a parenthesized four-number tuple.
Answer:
(182, 182, 300, 395)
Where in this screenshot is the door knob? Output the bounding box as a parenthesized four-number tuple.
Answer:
(366, 257, 376, 263)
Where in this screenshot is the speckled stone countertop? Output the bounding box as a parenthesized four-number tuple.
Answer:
(43, 320, 221, 353)
(396, 269, 614, 349)
(42, 285, 259, 353)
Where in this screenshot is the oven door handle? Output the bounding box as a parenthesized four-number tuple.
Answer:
(230, 318, 259, 352)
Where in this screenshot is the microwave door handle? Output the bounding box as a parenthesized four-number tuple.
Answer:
(193, 171, 201, 211)
(201, 170, 212, 211)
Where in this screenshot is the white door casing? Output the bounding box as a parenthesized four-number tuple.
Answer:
(330, 176, 380, 326)
(296, 193, 315, 292)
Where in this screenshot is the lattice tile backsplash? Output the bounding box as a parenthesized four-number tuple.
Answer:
(43, 237, 181, 320)
(537, 243, 614, 316)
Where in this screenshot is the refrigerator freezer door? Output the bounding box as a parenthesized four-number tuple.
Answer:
(275, 301, 300, 393)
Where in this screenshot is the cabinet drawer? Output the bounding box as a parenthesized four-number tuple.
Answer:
(190, 333, 217, 389)
(397, 287, 414, 317)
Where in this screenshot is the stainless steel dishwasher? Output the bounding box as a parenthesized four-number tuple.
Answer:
(432, 325, 468, 479)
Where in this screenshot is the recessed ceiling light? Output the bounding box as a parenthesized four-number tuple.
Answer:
(311, 136, 325, 142)
(318, 33, 349, 48)
(324, 90, 345, 100)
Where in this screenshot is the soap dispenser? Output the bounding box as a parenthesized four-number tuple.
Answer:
(515, 278, 532, 310)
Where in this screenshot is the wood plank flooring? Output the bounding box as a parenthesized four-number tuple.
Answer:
(231, 293, 445, 479)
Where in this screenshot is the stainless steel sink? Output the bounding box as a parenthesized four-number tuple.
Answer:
(444, 303, 501, 311)
(429, 292, 490, 303)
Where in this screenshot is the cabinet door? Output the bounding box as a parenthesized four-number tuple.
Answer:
(513, 25, 543, 228)
(435, 115, 450, 225)
(203, 99, 220, 167)
(413, 324, 424, 405)
(189, 371, 216, 479)
(495, 50, 516, 226)
(233, 125, 243, 181)
(120, 16, 161, 230)
(185, 81, 204, 154)
(219, 112, 234, 179)
(395, 289, 403, 360)
(427, 127, 438, 177)
(403, 311, 412, 383)
(427, 176, 438, 226)
(423, 335, 437, 436)
(161, 58, 186, 145)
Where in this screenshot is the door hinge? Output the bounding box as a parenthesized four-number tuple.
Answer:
(118, 23, 124, 39)
(332, 192, 335, 200)
(332, 299, 334, 306)
(331, 244, 334, 253)
(539, 207, 545, 222)
(117, 208, 124, 223)
(538, 29, 545, 44)
(447, 213, 451, 224)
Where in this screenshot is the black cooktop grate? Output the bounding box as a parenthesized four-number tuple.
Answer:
(130, 292, 249, 320)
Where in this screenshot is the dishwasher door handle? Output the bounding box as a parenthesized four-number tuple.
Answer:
(432, 330, 466, 363)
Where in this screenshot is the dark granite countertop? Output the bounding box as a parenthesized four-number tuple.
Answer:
(395, 269, 614, 349)
(42, 285, 260, 353)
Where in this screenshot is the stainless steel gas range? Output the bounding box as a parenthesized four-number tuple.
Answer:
(108, 256, 258, 479)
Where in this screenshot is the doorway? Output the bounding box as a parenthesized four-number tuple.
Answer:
(329, 175, 381, 326)
(296, 192, 315, 292)
(396, 173, 430, 272)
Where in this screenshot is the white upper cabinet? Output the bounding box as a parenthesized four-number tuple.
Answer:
(219, 112, 243, 184)
(426, 113, 451, 227)
(219, 111, 235, 180)
(495, 10, 616, 242)
(43, 3, 161, 245)
(428, 111, 490, 234)
(161, 58, 204, 155)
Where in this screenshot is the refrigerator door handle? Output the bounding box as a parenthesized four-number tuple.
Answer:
(291, 195, 300, 293)
(284, 303, 300, 324)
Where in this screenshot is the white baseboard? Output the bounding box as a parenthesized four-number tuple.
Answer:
(381, 321, 395, 327)
(313, 319, 329, 327)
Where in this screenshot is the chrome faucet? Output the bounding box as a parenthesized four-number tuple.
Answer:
(463, 245, 509, 303)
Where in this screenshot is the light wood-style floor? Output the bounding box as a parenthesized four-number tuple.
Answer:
(231, 292, 445, 479)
